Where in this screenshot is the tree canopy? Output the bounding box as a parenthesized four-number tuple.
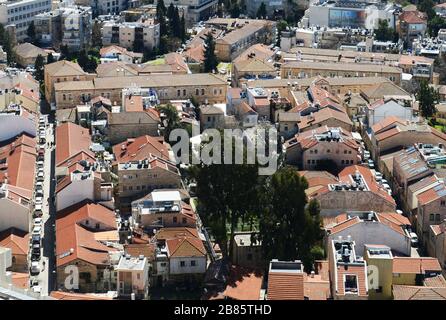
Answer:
(375, 19, 394, 42)
(417, 80, 439, 118)
(256, 2, 267, 19)
(203, 32, 218, 72)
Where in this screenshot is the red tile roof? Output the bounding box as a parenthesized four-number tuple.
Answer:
(223, 266, 263, 300)
(393, 257, 442, 274)
(113, 135, 170, 163)
(267, 271, 305, 300)
(0, 133, 36, 191)
(0, 228, 29, 255)
(56, 122, 93, 166)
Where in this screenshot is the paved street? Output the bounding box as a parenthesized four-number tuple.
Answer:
(29, 111, 56, 297)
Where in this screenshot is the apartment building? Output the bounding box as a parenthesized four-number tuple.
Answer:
(284, 126, 360, 169)
(427, 221, 446, 271)
(302, 165, 396, 216)
(74, 0, 127, 16)
(56, 201, 119, 293)
(131, 190, 196, 230)
(205, 18, 276, 62)
(325, 211, 412, 257)
(101, 19, 160, 51)
(115, 158, 183, 210)
(0, 0, 52, 41)
(366, 98, 415, 128)
(164, 0, 217, 27)
(280, 61, 402, 85)
(34, 9, 62, 48)
(328, 238, 368, 300)
(13, 42, 48, 67)
(116, 254, 149, 299)
(60, 5, 92, 51)
(232, 232, 264, 269)
(397, 10, 427, 47)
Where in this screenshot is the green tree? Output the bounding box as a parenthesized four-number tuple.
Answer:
(276, 20, 288, 47)
(254, 167, 324, 271)
(3, 32, 15, 65)
(417, 80, 439, 118)
(203, 32, 218, 72)
(34, 54, 45, 83)
(180, 13, 187, 43)
(27, 21, 37, 45)
(156, 0, 168, 37)
(375, 19, 394, 42)
(428, 15, 446, 37)
(191, 138, 261, 259)
(156, 103, 181, 140)
(256, 2, 267, 19)
(230, 1, 241, 18)
(47, 52, 55, 64)
(77, 50, 97, 73)
(418, 0, 436, 20)
(91, 20, 102, 48)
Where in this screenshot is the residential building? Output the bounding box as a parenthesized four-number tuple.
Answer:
(328, 238, 368, 300)
(427, 221, 446, 271)
(303, 165, 396, 216)
(325, 211, 412, 257)
(131, 190, 196, 230)
(99, 45, 142, 64)
(74, 0, 127, 16)
(59, 5, 92, 51)
(397, 10, 427, 47)
(0, 228, 29, 272)
(13, 43, 48, 67)
(366, 98, 415, 128)
(0, 106, 36, 141)
(266, 260, 304, 300)
(222, 266, 263, 300)
(163, 0, 218, 27)
(55, 201, 119, 293)
(392, 257, 442, 285)
(199, 104, 225, 130)
(417, 182, 446, 248)
(116, 254, 149, 299)
(0, 0, 52, 41)
(34, 8, 62, 47)
(298, 108, 353, 133)
(113, 135, 172, 164)
(363, 245, 394, 300)
(232, 232, 263, 269)
(153, 227, 207, 284)
(116, 158, 182, 210)
(101, 19, 160, 51)
(284, 126, 360, 169)
(368, 118, 446, 160)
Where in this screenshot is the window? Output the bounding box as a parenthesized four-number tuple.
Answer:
(344, 274, 358, 293)
(436, 214, 441, 222)
(137, 273, 140, 280)
(191, 260, 196, 267)
(177, 89, 181, 97)
(327, 149, 331, 153)
(95, 223, 100, 229)
(441, 200, 445, 206)
(182, 218, 187, 224)
(201, 88, 205, 95)
(430, 214, 435, 221)
(180, 261, 185, 267)
(173, 217, 177, 223)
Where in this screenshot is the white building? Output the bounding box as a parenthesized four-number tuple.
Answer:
(304, 1, 397, 30)
(0, 0, 52, 41)
(101, 19, 160, 51)
(0, 184, 31, 233)
(60, 5, 92, 51)
(0, 105, 36, 141)
(116, 254, 149, 299)
(163, 0, 218, 27)
(366, 98, 415, 128)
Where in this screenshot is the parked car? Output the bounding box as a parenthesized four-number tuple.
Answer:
(409, 232, 419, 247)
(30, 261, 40, 275)
(367, 159, 375, 169)
(33, 217, 43, 226)
(36, 171, 44, 182)
(35, 197, 43, 206)
(31, 234, 41, 246)
(36, 161, 44, 169)
(32, 226, 42, 235)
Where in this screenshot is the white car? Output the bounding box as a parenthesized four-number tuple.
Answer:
(33, 218, 43, 226)
(36, 161, 44, 168)
(35, 197, 43, 205)
(32, 226, 42, 235)
(409, 232, 418, 247)
(30, 262, 40, 275)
